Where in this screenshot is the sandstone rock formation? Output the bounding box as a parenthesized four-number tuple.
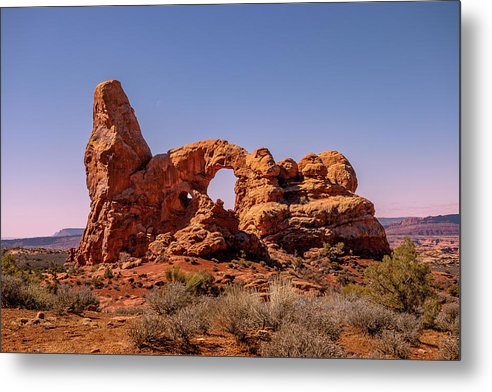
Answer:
(76, 80, 389, 265)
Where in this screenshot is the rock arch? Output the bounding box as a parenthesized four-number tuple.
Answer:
(75, 80, 389, 265)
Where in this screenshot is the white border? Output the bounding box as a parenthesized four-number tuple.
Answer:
(2, 1, 492, 391)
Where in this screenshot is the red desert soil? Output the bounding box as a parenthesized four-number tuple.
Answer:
(1, 308, 449, 359)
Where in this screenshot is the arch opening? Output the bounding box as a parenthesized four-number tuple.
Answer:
(179, 191, 192, 208)
(207, 168, 237, 211)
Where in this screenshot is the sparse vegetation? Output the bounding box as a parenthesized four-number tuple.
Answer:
(2, 240, 459, 360)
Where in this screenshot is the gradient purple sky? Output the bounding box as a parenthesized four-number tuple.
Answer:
(1, 2, 459, 238)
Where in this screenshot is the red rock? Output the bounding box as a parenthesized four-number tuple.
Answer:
(76, 80, 390, 265)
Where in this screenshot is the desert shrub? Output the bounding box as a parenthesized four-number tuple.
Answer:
(342, 283, 367, 298)
(421, 297, 441, 328)
(107, 307, 145, 316)
(260, 323, 346, 358)
(447, 284, 459, 297)
(260, 279, 297, 331)
(164, 306, 202, 351)
(103, 267, 113, 280)
(90, 276, 104, 289)
(164, 266, 214, 294)
(284, 296, 343, 342)
(52, 285, 99, 314)
(394, 312, 422, 344)
(146, 282, 193, 316)
(127, 313, 165, 348)
(292, 257, 304, 270)
(375, 330, 411, 359)
(1, 275, 53, 310)
(363, 238, 435, 313)
(215, 285, 263, 342)
(190, 297, 214, 334)
(345, 298, 395, 336)
(322, 242, 345, 261)
(165, 266, 188, 283)
(435, 302, 460, 334)
(438, 335, 460, 360)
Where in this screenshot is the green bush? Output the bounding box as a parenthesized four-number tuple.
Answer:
(447, 284, 459, 297)
(363, 238, 435, 313)
(322, 242, 346, 261)
(164, 266, 214, 294)
(104, 267, 113, 280)
(421, 297, 441, 328)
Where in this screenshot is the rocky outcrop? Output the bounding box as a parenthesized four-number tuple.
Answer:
(76, 80, 389, 265)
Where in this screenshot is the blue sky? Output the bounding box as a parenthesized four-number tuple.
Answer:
(1, 2, 459, 238)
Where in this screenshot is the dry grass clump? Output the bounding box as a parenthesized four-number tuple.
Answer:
(129, 282, 214, 352)
(260, 279, 297, 331)
(286, 296, 343, 342)
(394, 312, 422, 345)
(260, 323, 346, 358)
(438, 335, 460, 360)
(146, 282, 193, 316)
(344, 298, 395, 336)
(1, 275, 53, 310)
(52, 284, 100, 314)
(214, 285, 263, 342)
(374, 330, 411, 359)
(127, 313, 165, 348)
(435, 302, 460, 335)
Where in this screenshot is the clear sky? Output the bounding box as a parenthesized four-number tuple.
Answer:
(1, 2, 459, 238)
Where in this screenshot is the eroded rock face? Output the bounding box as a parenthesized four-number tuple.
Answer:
(76, 80, 389, 265)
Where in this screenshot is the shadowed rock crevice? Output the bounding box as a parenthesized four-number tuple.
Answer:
(76, 80, 390, 265)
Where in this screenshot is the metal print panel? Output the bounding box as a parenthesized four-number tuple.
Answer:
(1, 1, 460, 360)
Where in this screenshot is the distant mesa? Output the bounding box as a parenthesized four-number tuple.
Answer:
(1, 228, 84, 250)
(75, 80, 390, 265)
(382, 214, 459, 236)
(1, 235, 81, 250)
(53, 228, 84, 237)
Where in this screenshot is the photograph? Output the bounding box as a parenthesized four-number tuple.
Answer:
(1, 1, 460, 360)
